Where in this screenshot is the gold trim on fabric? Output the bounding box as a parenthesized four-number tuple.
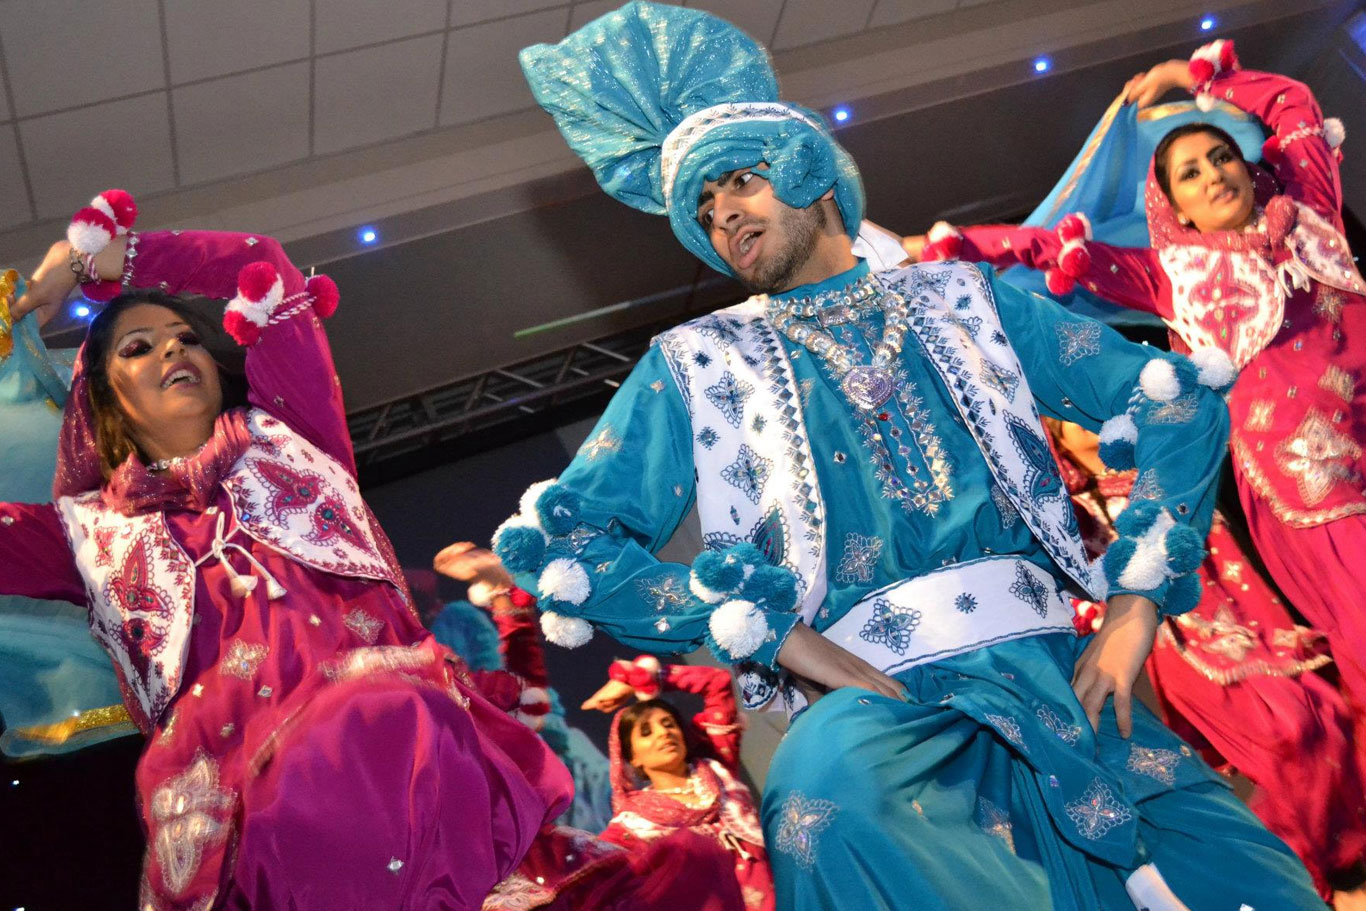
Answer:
(0, 268, 19, 359)
(13, 703, 135, 744)
(1231, 434, 1366, 527)
(1157, 623, 1333, 685)
(1039, 94, 1125, 227)
(1136, 99, 1254, 123)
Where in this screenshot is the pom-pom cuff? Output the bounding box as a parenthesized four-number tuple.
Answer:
(541, 611, 593, 648)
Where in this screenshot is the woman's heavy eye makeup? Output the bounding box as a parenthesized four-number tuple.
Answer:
(116, 324, 200, 358)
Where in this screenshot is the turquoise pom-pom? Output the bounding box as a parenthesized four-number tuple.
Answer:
(428, 601, 503, 672)
(1170, 355, 1200, 394)
(1113, 500, 1161, 537)
(1164, 525, 1205, 576)
(727, 541, 769, 569)
(535, 483, 582, 536)
(741, 564, 798, 613)
(693, 548, 747, 594)
(1163, 571, 1203, 616)
(1102, 536, 1138, 583)
(494, 524, 547, 574)
(1098, 437, 1137, 471)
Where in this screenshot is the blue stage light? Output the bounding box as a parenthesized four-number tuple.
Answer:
(1200, 16, 1216, 31)
(73, 303, 91, 319)
(359, 227, 378, 245)
(1033, 57, 1051, 73)
(832, 106, 851, 123)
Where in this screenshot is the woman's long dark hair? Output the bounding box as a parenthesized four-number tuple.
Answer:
(1152, 122, 1246, 206)
(616, 698, 695, 766)
(83, 290, 247, 476)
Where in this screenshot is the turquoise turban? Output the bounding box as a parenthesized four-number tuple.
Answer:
(520, 1, 864, 275)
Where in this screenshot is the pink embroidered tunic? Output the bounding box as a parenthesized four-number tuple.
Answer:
(0, 231, 570, 910)
(953, 60, 1366, 710)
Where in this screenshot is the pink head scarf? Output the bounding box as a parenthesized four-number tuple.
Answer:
(607, 702, 723, 828)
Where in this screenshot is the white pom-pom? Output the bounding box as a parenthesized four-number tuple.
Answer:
(1195, 93, 1216, 113)
(539, 558, 591, 606)
(689, 572, 727, 605)
(1139, 358, 1181, 402)
(927, 221, 961, 244)
(518, 480, 556, 527)
(709, 599, 769, 659)
(1088, 556, 1110, 601)
(541, 611, 593, 648)
(1324, 117, 1345, 150)
(67, 219, 113, 257)
(1099, 413, 1139, 446)
(90, 195, 116, 223)
(634, 655, 661, 676)
(1117, 510, 1176, 591)
(1188, 346, 1237, 389)
(519, 685, 550, 707)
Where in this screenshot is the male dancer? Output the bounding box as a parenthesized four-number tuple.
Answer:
(486, 4, 1321, 908)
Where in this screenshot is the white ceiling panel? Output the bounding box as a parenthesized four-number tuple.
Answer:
(869, 0, 960, 28)
(314, 0, 449, 54)
(685, 0, 787, 45)
(0, 126, 31, 229)
(440, 10, 567, 126)
(0, 0, 164, 118)
(315, 34, 444, 155)
(22, 93, 175, 220)
(173, 63, 310, 185)
(773, 0, 879, 49)
(451, 0, 568, 29)
(569, 0, 619, 30)
(165, 0, 310, 83)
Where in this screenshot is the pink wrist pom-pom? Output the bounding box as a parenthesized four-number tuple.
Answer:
(1218, 40, 1238, 72)
(1057, 241, 1091, 279)
(1188, 58, 1215, 86)
(67, 207, 116, 256)
(1055, 212, 1091, 244)
(1259, 134, 1284, 166)
(306, 274, 339, 318)
(96, 189, 138, 235)
(237, 261, 281, 303)
(1045, 267, 1076, 296)
(223, 309, 262, 346)
(608, 660, 631, 683)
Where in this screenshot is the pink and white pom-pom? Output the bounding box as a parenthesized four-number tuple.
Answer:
(920, 221, 964, 262)
(626, 655, 663, 699)
(67, 189, 138, 258)
(513, 685, 552, 729)
(224, 261, 285, 347)
(1190, 40, 1238, 111)
(1044, 213, 1092, 295)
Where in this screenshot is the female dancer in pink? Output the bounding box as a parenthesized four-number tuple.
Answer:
(2, 193, 570, 910)
(1050, 419, 1366, 901)
(921, 41, 1366, 718)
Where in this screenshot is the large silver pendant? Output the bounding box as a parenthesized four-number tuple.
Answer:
(841, 365, 895, 411)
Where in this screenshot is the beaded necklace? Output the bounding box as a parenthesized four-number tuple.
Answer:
(764, 273, 910, 411)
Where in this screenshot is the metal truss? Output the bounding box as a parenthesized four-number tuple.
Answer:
(346, 320, 668, 473)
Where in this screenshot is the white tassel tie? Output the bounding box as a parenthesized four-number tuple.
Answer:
(1278, 257, 1312, 298)
(195, 511, 288, 600)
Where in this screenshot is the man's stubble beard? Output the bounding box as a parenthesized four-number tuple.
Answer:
(739, 202, 827, 295)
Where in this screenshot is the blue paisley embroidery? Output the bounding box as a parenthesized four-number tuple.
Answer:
(1065, 779, 1132, 840)
(721, 444, 772, 505)
(955, 593, 978, 613)
(1055, 320, 1102, 366)
(696, 426, 719, 450)
(1009, 562, 1050, 618)
(835, 532, 883, 584)
(1125, 744, 1181, 785)
(858, 598, 922, 655)
(1004, 413, 1064, 505)
(705, 371, 753, 429)
(774, 792, 838, 870)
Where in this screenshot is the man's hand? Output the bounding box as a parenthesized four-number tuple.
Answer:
(777, 622, 907, 702)
(1071, 594, 1159, 737)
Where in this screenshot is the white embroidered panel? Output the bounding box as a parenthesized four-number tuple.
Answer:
(883, 262, 1101, 598)
(1162, 246, 1282, 368)
(220, 410, 404, 591)
(655, 305, 829, 622)
(58, 492, 197, 726)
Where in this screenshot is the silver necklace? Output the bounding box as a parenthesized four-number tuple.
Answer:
(764, 274, 910, 411)
(146, 456, 186, 472)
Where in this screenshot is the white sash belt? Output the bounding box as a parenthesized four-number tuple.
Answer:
(824, 557, 1076, 676)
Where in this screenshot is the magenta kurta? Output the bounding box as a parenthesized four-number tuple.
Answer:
(0, 230, 570, 910)
(953, 57, 1366, 713)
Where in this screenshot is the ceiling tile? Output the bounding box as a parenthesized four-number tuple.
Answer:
(315, 0, 449, 54)
(440, 10, 566, 126)
(869, 0, 958, 28)
(772, 0, 878, 50)
(22, 94, 175, 220)
(685, 0, 787, 45)
(165, 0, 310, 83)
(568, 0, 618, 30)
(0, 126, 30, 229)
(315, 34, 444, 155)
(0, 0, 164, 117)
(172, 63, 310, 184)
(451, 0, 566, 29)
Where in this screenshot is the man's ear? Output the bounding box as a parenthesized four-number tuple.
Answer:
(818, 187, 836, 202)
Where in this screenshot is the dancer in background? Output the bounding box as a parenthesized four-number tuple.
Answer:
(922, 41, 1366, 720)
(0, 268, 134, 757)
(483, 4, 1322, 909)
(1051, 418, 1366, 902)
(584, 656, 773, 911)
(0, 195, 569, 910)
